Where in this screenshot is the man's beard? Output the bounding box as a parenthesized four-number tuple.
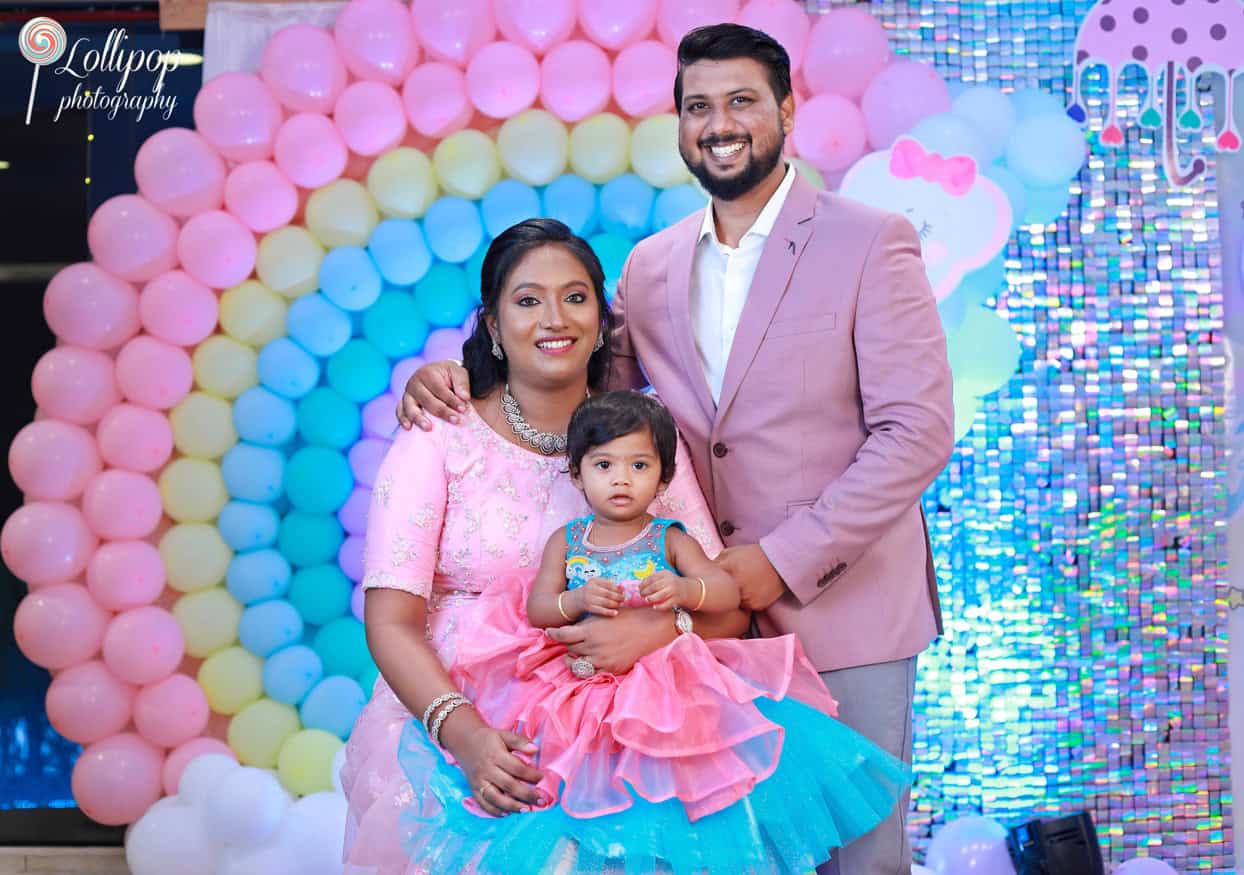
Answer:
(681, 129, 785, 202)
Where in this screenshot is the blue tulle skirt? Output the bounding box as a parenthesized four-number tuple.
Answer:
(396, 697, 911, 875)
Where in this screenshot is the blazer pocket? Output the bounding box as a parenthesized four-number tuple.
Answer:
(786, 498, 817, 518)
(767, 313, 838, 339)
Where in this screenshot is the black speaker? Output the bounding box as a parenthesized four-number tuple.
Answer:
(1007, 812, 1105, 875)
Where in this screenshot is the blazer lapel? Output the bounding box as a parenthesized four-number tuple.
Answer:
(666, 214, 717, 422)
(714, 174, 819, 422)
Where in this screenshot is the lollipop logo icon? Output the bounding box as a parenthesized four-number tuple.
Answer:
(19, 16, 67, 125)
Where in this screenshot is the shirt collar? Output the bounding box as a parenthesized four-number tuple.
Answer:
(698, 162, 798, 247)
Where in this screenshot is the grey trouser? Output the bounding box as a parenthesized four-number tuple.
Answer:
(816, 656, 917, 875)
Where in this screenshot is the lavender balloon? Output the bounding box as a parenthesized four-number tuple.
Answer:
(925, 815, 1016, 875)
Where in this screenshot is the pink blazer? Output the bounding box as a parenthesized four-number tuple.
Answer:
(609, 171, 954, 672)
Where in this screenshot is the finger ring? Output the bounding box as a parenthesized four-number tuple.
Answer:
(570, 656, 596, 679)
(478, 780, 493, 795)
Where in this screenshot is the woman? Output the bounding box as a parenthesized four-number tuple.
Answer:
(342, 219, 906, 875)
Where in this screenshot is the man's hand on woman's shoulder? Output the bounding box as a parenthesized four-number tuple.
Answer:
(397, 360, 472, 431)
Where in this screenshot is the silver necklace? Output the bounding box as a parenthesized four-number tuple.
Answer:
(501, 384, 568, 455)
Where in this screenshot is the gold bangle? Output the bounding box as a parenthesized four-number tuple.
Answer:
(557, 591, 573, 622)
(692, 577, 706, 612)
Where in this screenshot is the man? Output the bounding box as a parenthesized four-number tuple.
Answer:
(400, 23, 954, 874)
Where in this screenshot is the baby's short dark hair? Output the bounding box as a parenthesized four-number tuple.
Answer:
(567, 391, 678, 483)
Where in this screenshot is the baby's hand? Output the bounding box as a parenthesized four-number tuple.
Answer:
(579, 578, 625, 617)
(639, 571, 689, 611)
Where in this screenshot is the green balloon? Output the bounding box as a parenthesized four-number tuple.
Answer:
(278, 511, 344, 568)
(466, 244, 487, 304)
(363, 290, 430, 359)
(288, 564, 353, 626)
(285, 447, 353, 514)
(326, 339, 389, 403)
(313, 616, 371, 678)
(588, 233, 632, 298)
(357, 659, 380, 694)
(297, 387, 361, 449)
(414, 263, 474, 328)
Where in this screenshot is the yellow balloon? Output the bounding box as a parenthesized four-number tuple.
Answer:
(228, 699, 302, 768)
(789, 157, 825, 191)
(629, 114, 690, 188)
(159, 457, 228, 523)
(277, 729, 343, 796)
(497, 110, 569, 186)
(257, 227, 324, 299)
(198, 646, 264, 715)
(171, 391, 237, 459)
(173, 586, 242, 658)
(570, 113, 631, 184)
(305, 180, 380, 248)
(433, 129, 501, 199)
(161, 523, 232, 593)
(368, 148, 439, 219)
(220, 281, 288, 348)
(193, 336, 258, 399)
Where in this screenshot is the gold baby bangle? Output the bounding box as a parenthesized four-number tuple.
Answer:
(691, 577, 707, 612)
(557, 591, 573, 622)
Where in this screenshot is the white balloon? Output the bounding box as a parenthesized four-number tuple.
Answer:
(177, 753, 241, 807)
(286, 792, 350, 875)
(205, 766, 289, 848)
(126, 798, 219, 875)
(912, 866, 937, 875)
(219, 830, 301, 875)
(330, 745, 347, 794)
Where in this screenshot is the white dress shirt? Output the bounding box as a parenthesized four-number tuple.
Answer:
(690, 164, 798, 404)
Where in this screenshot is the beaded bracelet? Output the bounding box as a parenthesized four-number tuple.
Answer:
(422, 692, 464, 734)
(430, 697, 473, 748)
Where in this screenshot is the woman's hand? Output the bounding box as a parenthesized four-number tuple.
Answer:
(397, 360, 471, 431)
(448, 723, 547, 817)
(547, 608, 675, 675)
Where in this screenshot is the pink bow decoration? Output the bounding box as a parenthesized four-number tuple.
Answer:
(889, 139, 976, 196)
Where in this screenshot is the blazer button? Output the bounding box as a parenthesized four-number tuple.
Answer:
(712, 442, 728, 458)
(720, 520, 735, 537)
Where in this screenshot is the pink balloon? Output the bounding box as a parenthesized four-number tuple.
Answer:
(46, 660, 135, 745)
(14, 582, 109, 669)
(389, 355, 424, 397)
(96, 404, 174, 473)
(860, 59, 949, 150)
(43, 263, 140, 351)
(793, 94, 868, 171)
(87, 541, 166, 611)
(340, 534, 364, 582)
(496, 0, 575, 55)
(31, 347, 120, 426)
(362, 393, 400, 439)
(274, 113, 350, 189)
(350, 580, 365, 620)
(421, 327, 467, 361)
(134, 128, 226, 218)
(334, 82, 408, 156)
(1, 503, 98, 588)
(402, 63, 474, 137)
(614, 41, 677, 116)
(163, 738, 236, 796)
(193, 73, 283, 163)
(115, 336, 194, 410)
(737, 0, 811, 72)
(9, 420, 101, 501)
(102, 606, 185, 687)
(72, 733, 164, 826)
(803, 7, 891, 100)
(261, 24, 348, 114)
(656, 0, 739, 48)
(87, 195, 179, 284)
(140, 271, 218, 346)
(579, 0, 657, 51)
(177, 211, 258, 290)
(225, 162, 299, 234)
(541, 41, 611, 122)
(411, 0, 495, 67)
(335, 0, 419, 84)
(82, 470, 163, 540)
(134, 674, 210, 749)
(466, 41, 540, 118)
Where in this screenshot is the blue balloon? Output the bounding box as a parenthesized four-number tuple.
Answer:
(326, 339, 390, 403)
(589, 233, 632, 301)
(297, 386, 361, 449)
(369, 219, 433, 286)
(542, 174, 598, 236)
(288, 564, 352, 626)
(221, 442, 285, 503)
(363, 290, 430, 357)
(287, 293, 352, 358)
(414, 264, 474, 329)
(358, 660, 380, 694)
(599, 173, 655, 239)
(653, 184, 708, 232)
(226, 549, 292, 604)
(937, 293, 968, 334)
(481, 180, 541, 238)
(286, 447, 354, 514)
(262, 644, 323, 705)
(299, 675, 367, 739)
(1021, 182, 1072, 226)
(957, 254, 1006, 307)
(279, 511, 345, 568)
(983, 164, 1027, 231)
(909, 113, 989, 167)
(1004, 115, 1086, 187)
(233, 386, 297, 446)
(239, 599, 304, 658)
(1009, 88, 1066, 120)
(320, 246, 383, 311)
(424, 197, 484, 263)
(258, 338, 320, 400)
(217, 500, 281, 551)
(465, 243, 487, 304)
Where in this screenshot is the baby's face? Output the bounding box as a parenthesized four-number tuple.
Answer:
(574, 428, 664, 523)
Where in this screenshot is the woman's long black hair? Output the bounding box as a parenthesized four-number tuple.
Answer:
(461, 218, 614, 399)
